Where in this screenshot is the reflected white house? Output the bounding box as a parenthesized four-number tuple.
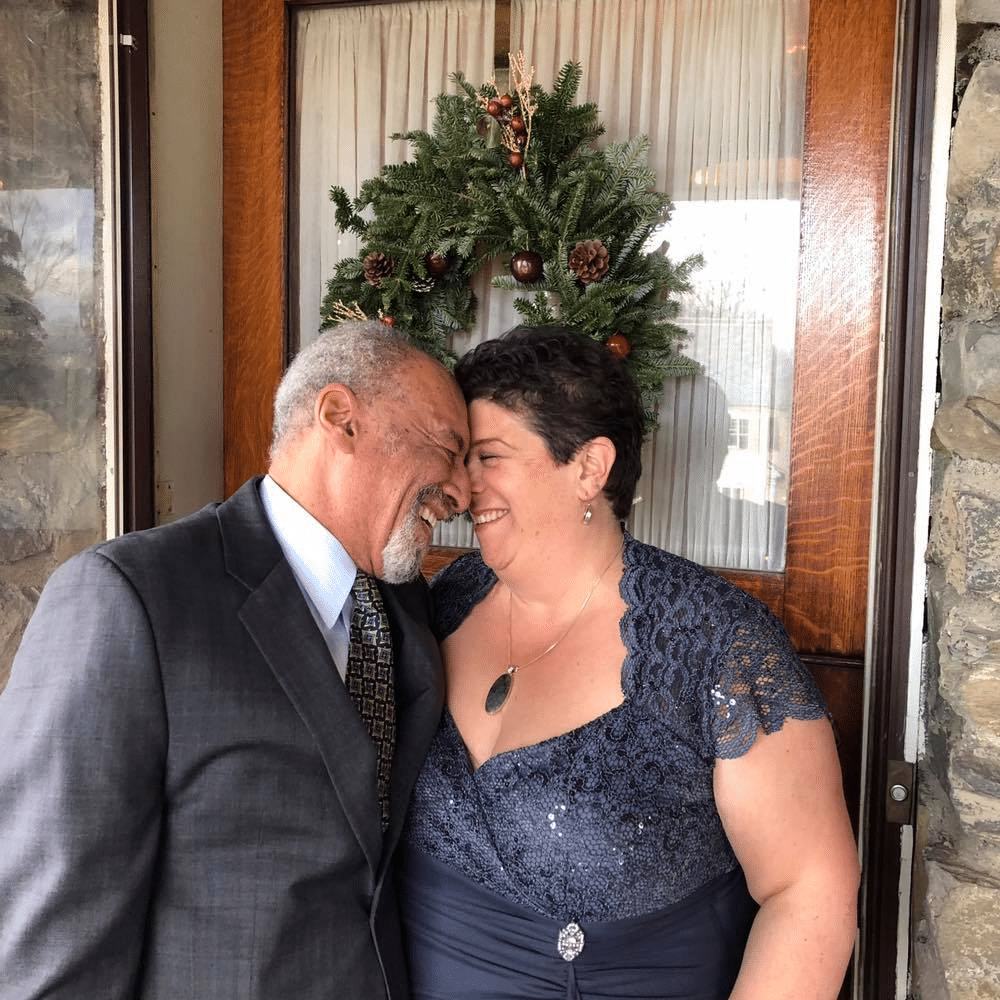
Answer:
(631, 199, 798, 572)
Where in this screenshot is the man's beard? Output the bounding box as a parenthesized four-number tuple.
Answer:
(380, 486, 451, 583)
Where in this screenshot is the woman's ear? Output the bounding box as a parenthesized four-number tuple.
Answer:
(576, 436, 616, 499)
(315, 383, 358, 452)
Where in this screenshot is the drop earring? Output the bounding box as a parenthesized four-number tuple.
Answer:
(582, 504, 593, 525)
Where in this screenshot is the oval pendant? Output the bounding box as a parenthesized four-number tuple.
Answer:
(484, 667, 515, 714)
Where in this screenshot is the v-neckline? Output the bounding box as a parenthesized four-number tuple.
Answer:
(444, 699, 629, 774)
(438, 534, 642, 772)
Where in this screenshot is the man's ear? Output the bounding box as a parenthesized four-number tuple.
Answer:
(315, 383, 358, 452)
(576, 436, 616, 499)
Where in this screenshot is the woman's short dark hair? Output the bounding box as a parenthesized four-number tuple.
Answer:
(454, 326, 645, 520)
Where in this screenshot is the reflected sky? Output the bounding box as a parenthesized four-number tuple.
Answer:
(0, 188, 95, 336)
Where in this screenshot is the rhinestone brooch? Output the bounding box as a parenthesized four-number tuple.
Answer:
(557, 921, 585, 961)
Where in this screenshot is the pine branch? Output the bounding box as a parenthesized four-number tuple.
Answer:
(320, 58, 699, 394)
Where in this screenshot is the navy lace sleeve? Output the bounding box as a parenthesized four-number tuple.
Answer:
(622, 539, 827, 761)
(429, 553, 496, 642)
(710, 596, 828, 757)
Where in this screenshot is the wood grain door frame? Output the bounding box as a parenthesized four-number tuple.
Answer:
(221, 1, 911, 993)
(861, 0, 941, 995)
(117, 0, 155, 532)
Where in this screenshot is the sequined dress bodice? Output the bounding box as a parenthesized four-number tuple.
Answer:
(402, 534, 827, 923)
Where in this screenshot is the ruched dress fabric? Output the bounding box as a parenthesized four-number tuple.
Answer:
(400, 534, 828, 1000)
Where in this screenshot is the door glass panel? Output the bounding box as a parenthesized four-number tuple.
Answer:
(292, 0, 807, 572)
(631, 198, 798, 571)
(0, 0, 111, 685)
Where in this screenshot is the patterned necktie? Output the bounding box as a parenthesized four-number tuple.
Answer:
(345, 571, 396, 831)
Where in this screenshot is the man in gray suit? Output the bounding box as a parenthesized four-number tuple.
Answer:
(0, 322, 471, 999)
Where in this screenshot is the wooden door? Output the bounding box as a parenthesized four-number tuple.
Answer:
(222, 0, 899, 992)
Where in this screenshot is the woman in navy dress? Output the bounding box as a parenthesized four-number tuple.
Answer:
(399, 326, 859, 1000)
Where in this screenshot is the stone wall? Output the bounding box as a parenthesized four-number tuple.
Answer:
(913, 12, 1000, 998)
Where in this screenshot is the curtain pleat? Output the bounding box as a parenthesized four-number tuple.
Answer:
(294, 1, 495, 349)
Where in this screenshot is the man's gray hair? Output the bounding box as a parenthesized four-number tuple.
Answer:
(271, 321, 421, 456)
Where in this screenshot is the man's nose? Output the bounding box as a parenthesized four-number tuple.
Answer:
(446, 461, 472, 513)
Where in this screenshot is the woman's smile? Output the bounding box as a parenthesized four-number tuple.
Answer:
(472, 508, 508, 526)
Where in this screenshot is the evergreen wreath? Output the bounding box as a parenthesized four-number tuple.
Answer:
(321, 56, 701, 410)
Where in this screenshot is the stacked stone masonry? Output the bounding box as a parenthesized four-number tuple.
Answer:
(915, 10, 1000, 997)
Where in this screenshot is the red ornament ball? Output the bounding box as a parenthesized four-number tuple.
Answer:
(514, 133, 528, 148)
(486, 99, 503, 118)
(380, 315, 397, 327)
(510, 250, 543, 284)
(509, 151, 524, 168)
(510, 114, 526, 134)
(424, 252, 450, 276)
(605, 334, 631, 359)
(499, 94, 514, 109)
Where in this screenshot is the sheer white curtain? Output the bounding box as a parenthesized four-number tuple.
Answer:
(294, 1, 496, 349)
(511, 0, 807, 570)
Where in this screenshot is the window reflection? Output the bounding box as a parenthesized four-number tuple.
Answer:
(632, 198, 799, 571)
(0, 1, 106, 684)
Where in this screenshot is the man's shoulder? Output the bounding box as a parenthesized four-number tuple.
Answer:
(90, 499, 225, 574)
(83, 479, 270, 584)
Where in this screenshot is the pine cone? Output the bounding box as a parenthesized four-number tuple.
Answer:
(363, 252, 395, 287)
(569, 239, 610, 284)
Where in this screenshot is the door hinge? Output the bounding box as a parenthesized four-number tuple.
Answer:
(886, 759, 916, 825)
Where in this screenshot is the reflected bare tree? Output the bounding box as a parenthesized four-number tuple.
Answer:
(0, 0, 104, 691)
(1, 193, 76, 303)
(0, 216, 50, 409)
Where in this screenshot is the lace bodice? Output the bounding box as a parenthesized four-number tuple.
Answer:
(402, 534, 826, 922)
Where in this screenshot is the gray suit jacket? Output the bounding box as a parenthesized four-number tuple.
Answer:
(0, 478, 444, 999)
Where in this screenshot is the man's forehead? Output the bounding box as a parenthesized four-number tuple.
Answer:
(412, 359, 467, 416)
(390, 362, 467, 448)
(421, 400, 468, 452)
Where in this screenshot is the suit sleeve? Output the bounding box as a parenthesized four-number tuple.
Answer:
(0, 550, 167, 999)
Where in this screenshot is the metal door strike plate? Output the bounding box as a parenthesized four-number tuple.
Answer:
(886, 759, 916, 825)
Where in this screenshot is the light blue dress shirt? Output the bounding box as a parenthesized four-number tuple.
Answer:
(259, 475, 357, 679)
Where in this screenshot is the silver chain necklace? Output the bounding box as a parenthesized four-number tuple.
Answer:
(484, 538, 624, 714)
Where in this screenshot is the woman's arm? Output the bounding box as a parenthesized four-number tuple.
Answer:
(714, 716, 860, 1000)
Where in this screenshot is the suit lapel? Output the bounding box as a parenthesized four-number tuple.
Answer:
(377, 581, 445, 861)
(218, 480, 383, 874)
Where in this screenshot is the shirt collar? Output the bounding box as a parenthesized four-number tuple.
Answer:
(259, 474, 357, 629)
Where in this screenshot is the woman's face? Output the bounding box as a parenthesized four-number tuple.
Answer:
(466, 399, 582, 572)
